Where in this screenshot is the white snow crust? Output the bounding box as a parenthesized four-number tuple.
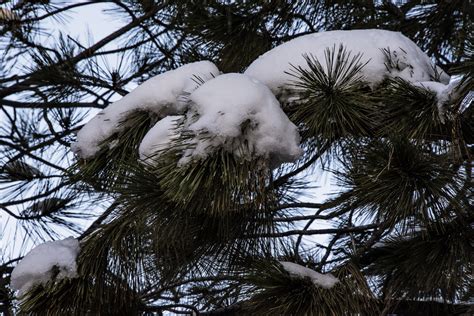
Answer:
(11, 237, 80, 296)
(139, 115, 182, 161)
(245, 29, 450, 94)
(280, 261, 339, 289)
(175, 73, 302, 165)
(72, 61, 219, 159)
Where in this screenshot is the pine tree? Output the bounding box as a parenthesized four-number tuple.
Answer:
(1, 1, 472, 315)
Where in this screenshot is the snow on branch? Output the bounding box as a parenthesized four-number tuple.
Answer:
(72, 61, 219, 159)
(244, 29, 450, 92)
(177, 73, 302, 165)
(10, 237, 80, 296)
(279, 261, 339, 289)
(72, 29, 459, 170)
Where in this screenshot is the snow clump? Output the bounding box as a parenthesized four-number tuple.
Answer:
(74, 29, 456, 166)
(280, 261, 339, 289)
(245, 29, 450, 93)
(72, 61, 219, 159)
(139, 115, 183, 162)
(174, 73, 302, 165)
(10, 237, 80, 296)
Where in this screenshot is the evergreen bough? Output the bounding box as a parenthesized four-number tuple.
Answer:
(1, 2, 472, 315)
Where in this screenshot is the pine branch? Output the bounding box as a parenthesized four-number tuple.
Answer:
(271, 141, 332, 188)
(287, 44, 375, 142)
(243, 259, 377, 315)
(247, 224, 378, 238)
(2, 1, 472, 314)
(0, 2, 165, 99)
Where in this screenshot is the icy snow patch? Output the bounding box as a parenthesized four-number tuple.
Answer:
(139, 115, 182, 162)
(72, 61, 219, 159)
(245, 29, 450, 94)
(176, 73, 301, 165)
(280, 261, 339, 289)
(11, 237, 80, 296)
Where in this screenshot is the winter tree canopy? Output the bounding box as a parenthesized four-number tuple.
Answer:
(0, 1, 472, 315)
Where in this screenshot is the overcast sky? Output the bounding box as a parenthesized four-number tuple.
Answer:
(0, 2, 123, 259)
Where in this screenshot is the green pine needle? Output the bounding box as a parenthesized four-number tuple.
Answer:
(286, 44, 377, 143)
(376, 77, 446, 140)
(1, 160, 43, 181)
(243, 259, 377, 315)
(362, 216, 472, 302)
(335, 138, 465, 228)
(71, 110, 158, 191)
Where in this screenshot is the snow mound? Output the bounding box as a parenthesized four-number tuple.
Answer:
(139, 115, 182, 162)
(170, 73, 302, 165)
(245, 29, 449, 94)
(72, 61, 220, 159)
(280, 261, 339, 289)
(11, 237, 80, 296)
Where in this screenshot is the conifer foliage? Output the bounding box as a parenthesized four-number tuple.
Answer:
(0, 1, 472, 315)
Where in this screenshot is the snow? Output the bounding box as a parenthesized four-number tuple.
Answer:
(414, 78, 462, 121)
(245, 29, 450, 94)
(280, 261, 339, 289)
(72, 61, 220, 159)
(414, 79, 460, 104)
(72, 29, 453, 164)
(175, 73, 302, 165)
(139, 115, 182, 162)
(10, 237, 80, 296)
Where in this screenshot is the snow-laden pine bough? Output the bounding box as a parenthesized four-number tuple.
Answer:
(11, 29, 471, 315)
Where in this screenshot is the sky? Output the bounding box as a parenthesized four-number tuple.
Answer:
(0, 1, 123, 260)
